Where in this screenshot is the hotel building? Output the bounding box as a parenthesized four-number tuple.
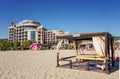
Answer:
(8, 20, 46, 44)
(8, 20, 68, 44)
(45, 30, 69, 44)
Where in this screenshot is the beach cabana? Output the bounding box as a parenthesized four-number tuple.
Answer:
(56, 32, 115, 74)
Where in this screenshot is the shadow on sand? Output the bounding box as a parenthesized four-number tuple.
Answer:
(58, 60, 119, 74)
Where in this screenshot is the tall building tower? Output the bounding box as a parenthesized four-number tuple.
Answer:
(8, 20, 46, 44)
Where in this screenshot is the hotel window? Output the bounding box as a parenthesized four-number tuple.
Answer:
(30, 31, 36, 40)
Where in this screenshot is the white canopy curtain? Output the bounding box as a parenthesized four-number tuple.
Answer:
(73, 40, 77, 50)
(92, 36, 105, 57)
(56, 39, 63, 53)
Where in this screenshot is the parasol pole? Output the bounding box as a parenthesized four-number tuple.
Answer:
(56, 39, 63, 67)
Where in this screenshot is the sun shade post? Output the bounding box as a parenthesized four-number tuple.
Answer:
(108, 36, 110, 59)
(111, 37, 115, 67)
(105, 34, 110, 74)
(56, 39, 63, 67)
(73, 34, 80, 55)
(57, 51, 59, 67)
(74, 39, 79, 55)
(105, 35, 108, 58)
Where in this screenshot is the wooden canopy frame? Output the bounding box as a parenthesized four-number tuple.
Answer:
(56, 32, 115, 74)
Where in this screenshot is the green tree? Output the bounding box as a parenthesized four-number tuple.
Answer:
(0, 40, 3, 50)
(0, 40, 2, 47)
(4, 41, 9, 48)
(22, 40, 35, 48)
(27, 40, 32, 47)
(9, 42, 13, 47)
(22, 40, 27, 48)
(0, 41, 13, 50)
(14, 41, 20, 48)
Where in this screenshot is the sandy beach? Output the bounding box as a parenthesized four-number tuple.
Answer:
(0, 50, 119, 79)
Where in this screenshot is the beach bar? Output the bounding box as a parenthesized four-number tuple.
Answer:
(56, 32, 115, 74)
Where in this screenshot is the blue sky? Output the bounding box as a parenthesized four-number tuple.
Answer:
(0, 0, 120, 38)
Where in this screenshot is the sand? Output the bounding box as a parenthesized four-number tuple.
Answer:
(0, 50, 119, 79)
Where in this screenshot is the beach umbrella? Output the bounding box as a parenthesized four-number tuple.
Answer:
(30, 43, 42, 50)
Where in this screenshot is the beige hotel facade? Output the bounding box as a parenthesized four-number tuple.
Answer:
(8, 20, 69, 44)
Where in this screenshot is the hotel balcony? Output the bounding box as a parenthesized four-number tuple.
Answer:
(24, 38, 27, 41)
(38, 35, 41, 37)
(9, 31, 14, 33)
(21, 29, 24, 32)
(38, 31, 41, 33)
(8, 38, 13, 40)
(9, 35, 13, 37)
(9, 33, 13, 35)
(24, 32, 27, 34)
(18, 27, 21, 30)
(18, 31, 21, 33)
(17, 34, 21, 36)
